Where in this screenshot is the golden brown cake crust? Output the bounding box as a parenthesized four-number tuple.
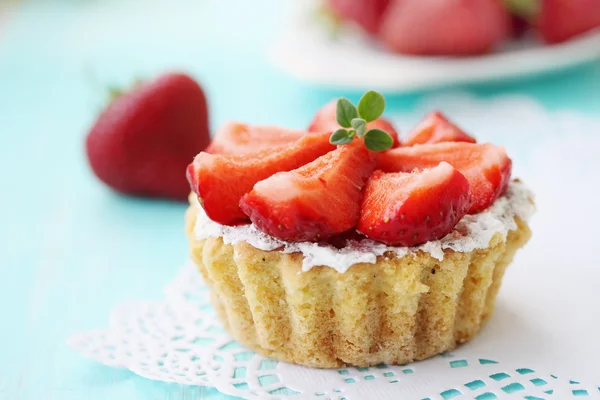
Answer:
(185, 196, 531, 368)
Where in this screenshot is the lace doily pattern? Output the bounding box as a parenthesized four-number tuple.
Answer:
(69, 265, 229, 385)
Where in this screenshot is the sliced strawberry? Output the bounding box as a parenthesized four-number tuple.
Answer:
(206, 122, 306, 155)
(536, 0, 600, 44)
(326, 0, 391, 35)
(403, 112, 476, 146)
(187, 132, 335, 225)
(308, 100, 400, 147)
(358, 163, 472, 246)
(377, 142, 511, 213)
(239, 140, 376, 242)
(379, 0, 510, 55)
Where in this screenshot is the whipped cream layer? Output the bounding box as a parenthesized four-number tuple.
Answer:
(194, 180, 535, 273)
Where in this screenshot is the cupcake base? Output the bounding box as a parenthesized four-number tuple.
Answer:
(185, 204, 531, 368)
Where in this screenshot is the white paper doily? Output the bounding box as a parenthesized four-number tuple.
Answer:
(70, 94, 600, 399)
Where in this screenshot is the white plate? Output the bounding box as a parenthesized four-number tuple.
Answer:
(269, 11, 600, 92)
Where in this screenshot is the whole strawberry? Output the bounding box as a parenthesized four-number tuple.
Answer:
(379, 0, 510, 55)
(505, 0, 600, 43)
(86, 73, 210, 200)
(536, 0, 600, 44)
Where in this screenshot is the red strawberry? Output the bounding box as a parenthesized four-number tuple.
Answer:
(187, 132, 335, 226)
(206, 122, 306, 155)
(86, 72, 210, 200)
(308, 100, 401, 147)
(377, 142, 511, 213)
(403, 112, 476, 146)
(326, 0, 391, 35)
(378, 0, 510, 55)
(240, 140, 376, 242)
(358, 163, 472, 246)
(536, 0, 600, 44)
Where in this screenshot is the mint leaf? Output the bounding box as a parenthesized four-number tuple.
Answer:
(336, 98, 358, 128)
(330, 128, 353, 145)
(351, 118, 367, 137)
(364, 129, 393, 151)
(358, 91, 385, 122)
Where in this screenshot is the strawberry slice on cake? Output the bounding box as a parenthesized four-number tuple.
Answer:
(358, 163, 473, 246)
(187, 132, 335, 226)
(403, 112, 476, 146)
(240, 140, 376, 242)
(206, 122, 306, 155)
(377, 142, 512, 214)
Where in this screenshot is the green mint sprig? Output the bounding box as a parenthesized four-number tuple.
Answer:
(329, 90, 394, 152)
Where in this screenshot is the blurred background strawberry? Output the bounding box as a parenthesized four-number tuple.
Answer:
(378, 0, 511, 55)
(535, 0, 600, 43)
(86, 72, 210, 201)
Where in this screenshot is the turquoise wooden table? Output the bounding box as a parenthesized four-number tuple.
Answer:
(1, 1, 599, 399)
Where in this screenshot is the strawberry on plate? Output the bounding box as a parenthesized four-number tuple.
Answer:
(187, 132, 335, 226)
(403, 111, 476, 146)
(206, 122, 306, 155)
(326, 0, 391, 35)
(86, 72, 210, 200)
(240, 139, 376, 242)
(358, 162, 472, 246)
(378, 0, 510, 55)
(308, 100, 401, 147)
(536, 0, 600, 44)
(377, 142, 511, 213)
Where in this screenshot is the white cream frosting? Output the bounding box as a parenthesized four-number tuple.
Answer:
(193, 180, 535, 273)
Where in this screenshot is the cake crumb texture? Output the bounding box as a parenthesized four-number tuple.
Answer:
(185, 201, 531, 368)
